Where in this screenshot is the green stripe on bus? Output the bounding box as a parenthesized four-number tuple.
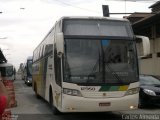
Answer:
(109, 86, 119, 91)
(99, 85, 128, 91)
(99, 86, 111, 91)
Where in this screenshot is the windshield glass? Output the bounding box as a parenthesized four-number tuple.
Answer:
(64, 39, 138, 84)
(6, 66, 13, 76)
(27, 60, 33, 76)
(0, 66, 13, 77)
(140, 75, 160, 85)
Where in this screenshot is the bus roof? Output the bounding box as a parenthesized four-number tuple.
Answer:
(0, 63, 13, 67)
(33, 16, 130, 53)
(27, 56, 32, 60)
(58, 16, 129, 22)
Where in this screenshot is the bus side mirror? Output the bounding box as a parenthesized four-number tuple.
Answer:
(56, 32, 64, 57)
(135, 35, 150, 57)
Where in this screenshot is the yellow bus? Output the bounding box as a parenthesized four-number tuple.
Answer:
(32, 16, 150, 114)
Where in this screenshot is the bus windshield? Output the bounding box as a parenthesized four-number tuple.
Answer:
(0, 66, 13, 77)
(64, 39, 138, 84)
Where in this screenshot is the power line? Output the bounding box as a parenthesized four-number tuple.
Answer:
(53, 0, 101, 13)
(106, 0, 158, 1)
(106, 0, 157, 14)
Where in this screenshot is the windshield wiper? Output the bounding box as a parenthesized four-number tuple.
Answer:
(88, 40, 125, 84)
(88, 50, 101, 80)
(102, 42, 124, 84)
(104, 61, 124, 84)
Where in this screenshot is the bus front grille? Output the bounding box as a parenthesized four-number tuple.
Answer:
(81, 91, 125, 98)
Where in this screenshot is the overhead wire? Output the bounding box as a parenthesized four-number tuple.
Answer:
(53, 0, 101, 13)
(106, 0, 158, 3)
(105, 0, 157, 15)
(52, 0, 158, 15)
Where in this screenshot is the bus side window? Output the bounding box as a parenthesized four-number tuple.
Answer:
(41, 45, 44, 57)
(44, 44, 53, 56)
(54, 45, 62, 86)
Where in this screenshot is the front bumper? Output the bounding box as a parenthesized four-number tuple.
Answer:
(61, 93, 139, 112)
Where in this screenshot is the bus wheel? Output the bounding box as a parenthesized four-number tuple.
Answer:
(49, 90, 60, 115)
(34, 84, 40, 99)
(138, 97, 144, 109)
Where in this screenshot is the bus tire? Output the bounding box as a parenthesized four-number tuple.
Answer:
(34, 84, 40, 99)
(138, 97, 144, 109)
(49, 89, 60, 115)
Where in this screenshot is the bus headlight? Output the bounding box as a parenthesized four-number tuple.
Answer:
(63, 88, 82, 97)
(125, 88, 139, 96)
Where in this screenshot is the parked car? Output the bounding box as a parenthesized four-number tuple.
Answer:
(139, 75, 160, 108)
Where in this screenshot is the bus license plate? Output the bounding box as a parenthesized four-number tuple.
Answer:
(99, 102, 111, 107)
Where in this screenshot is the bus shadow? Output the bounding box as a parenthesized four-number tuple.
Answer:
(58, 112, 122, 120)
(139, 105, 160, 110)
(35, 96, 122, 120)
(17, 112, 122, 120)
(32, 93, 123, 120)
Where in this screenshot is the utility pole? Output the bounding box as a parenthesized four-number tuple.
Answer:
(102, 5, 110, 17)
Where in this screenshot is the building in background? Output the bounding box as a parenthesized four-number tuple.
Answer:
(126, 1, 160, 75)
(124, 12, 154, 24)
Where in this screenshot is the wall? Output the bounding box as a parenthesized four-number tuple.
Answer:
(139, 38, 160, 75)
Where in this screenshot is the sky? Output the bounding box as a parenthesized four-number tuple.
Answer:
(0, 0, 157, 70)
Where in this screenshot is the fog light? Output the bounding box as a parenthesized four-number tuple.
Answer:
(67, 107, 76, 111)
(130, 105, 137, 109)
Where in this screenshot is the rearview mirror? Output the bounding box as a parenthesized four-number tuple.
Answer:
(56, 32, 64, 57)
(135, 35, 150, 57)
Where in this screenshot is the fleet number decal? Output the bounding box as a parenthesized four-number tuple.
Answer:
(81, 87, 96, 91)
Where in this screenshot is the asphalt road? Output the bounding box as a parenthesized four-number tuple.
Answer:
(9, 74, 160, 120)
